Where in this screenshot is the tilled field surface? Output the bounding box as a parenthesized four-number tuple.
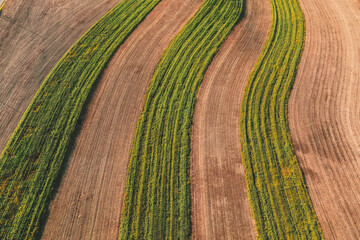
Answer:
(289, 0, 360, 238)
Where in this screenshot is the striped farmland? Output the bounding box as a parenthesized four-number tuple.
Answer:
(0, 0, 161, 238)
(240, 0, 324, 238)
(119, 0, 243, 239)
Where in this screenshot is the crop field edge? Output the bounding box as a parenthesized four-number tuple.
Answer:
(119, 0, 244, 239)
(0, 0, 163, 238)
(239, 0, 324, 238)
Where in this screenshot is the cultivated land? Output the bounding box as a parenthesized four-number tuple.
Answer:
(0, 0, 166, 238)
(191, 0, 271, 238)
(120, 0, 243, 239)
(239, 0, 323, 237)
(0, 0, 359, 238)
(41, 0, 203, 238)
(0, 0, 118, 152)
(289, 0, 360, 238)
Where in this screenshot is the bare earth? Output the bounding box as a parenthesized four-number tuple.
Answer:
(289, 0, 360, 238)
(0, 0, 119, 152)
(190, 0, 272, 239)
(41, 0, 203, 239)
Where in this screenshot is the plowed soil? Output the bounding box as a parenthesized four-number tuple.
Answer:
(289, 0, 360, 238)
(0, 0, 119, 152)
(41, 0, 203, 239)
(190, 0, 271, 238)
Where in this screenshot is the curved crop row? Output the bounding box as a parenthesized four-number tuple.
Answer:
(240, 0, 323, 239)
(0, 0, 162, 238)
(119, 0, 243, 239)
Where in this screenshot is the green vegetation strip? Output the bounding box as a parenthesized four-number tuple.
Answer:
(240, 0, 323, 239)
(120, 0, 242, 239)
(0, 0, 162, 238)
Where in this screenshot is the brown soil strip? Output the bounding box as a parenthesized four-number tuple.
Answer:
(0, 0, 120, 152)
(190, 0, 272, 238)
(289, 0, 360, 238)
(41, 0, 203, 239)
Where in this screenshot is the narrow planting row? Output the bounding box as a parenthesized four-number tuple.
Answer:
(119, 0, 243, 239)
(0, 0, 162, 238)
(240, 0, 323, 238)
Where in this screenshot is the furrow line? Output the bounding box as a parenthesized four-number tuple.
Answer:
(120, 0, 243, 238)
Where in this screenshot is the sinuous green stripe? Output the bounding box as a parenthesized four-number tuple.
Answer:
(0, 0, 161, 238)
(119, 0, 243, 239)
(240, 0, 323, 239)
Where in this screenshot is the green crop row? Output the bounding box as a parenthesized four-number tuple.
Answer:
(119, 0, 243, 239)
(0, 0, 161, 238)
(240, 0, 323, 239)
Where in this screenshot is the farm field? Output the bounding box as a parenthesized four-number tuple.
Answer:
(289, 0, 360, 238)
(190, 0, 271, 238)
(119, 0, 243, 239)
(41, 0, 203, 238)
(0, 0, 359, 239)
(239, 0, 323, 237)
(0, 0, 165, 238)
(0, 0, 118, 152)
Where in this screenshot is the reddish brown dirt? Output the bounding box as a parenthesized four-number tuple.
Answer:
(41, 0, 203, 239)
(0, 0, 120, 152)
(190, 0, 272, 239)
(289, 0, 360, 238)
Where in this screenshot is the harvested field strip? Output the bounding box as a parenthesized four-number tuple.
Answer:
(0, 0, 162, 238)
(190, 0, 272, 238)
(40, 0, 203, 238)
(240, 0, 324, 238)
(289, 0, 360, 238)
(119, 0, 242, 239)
